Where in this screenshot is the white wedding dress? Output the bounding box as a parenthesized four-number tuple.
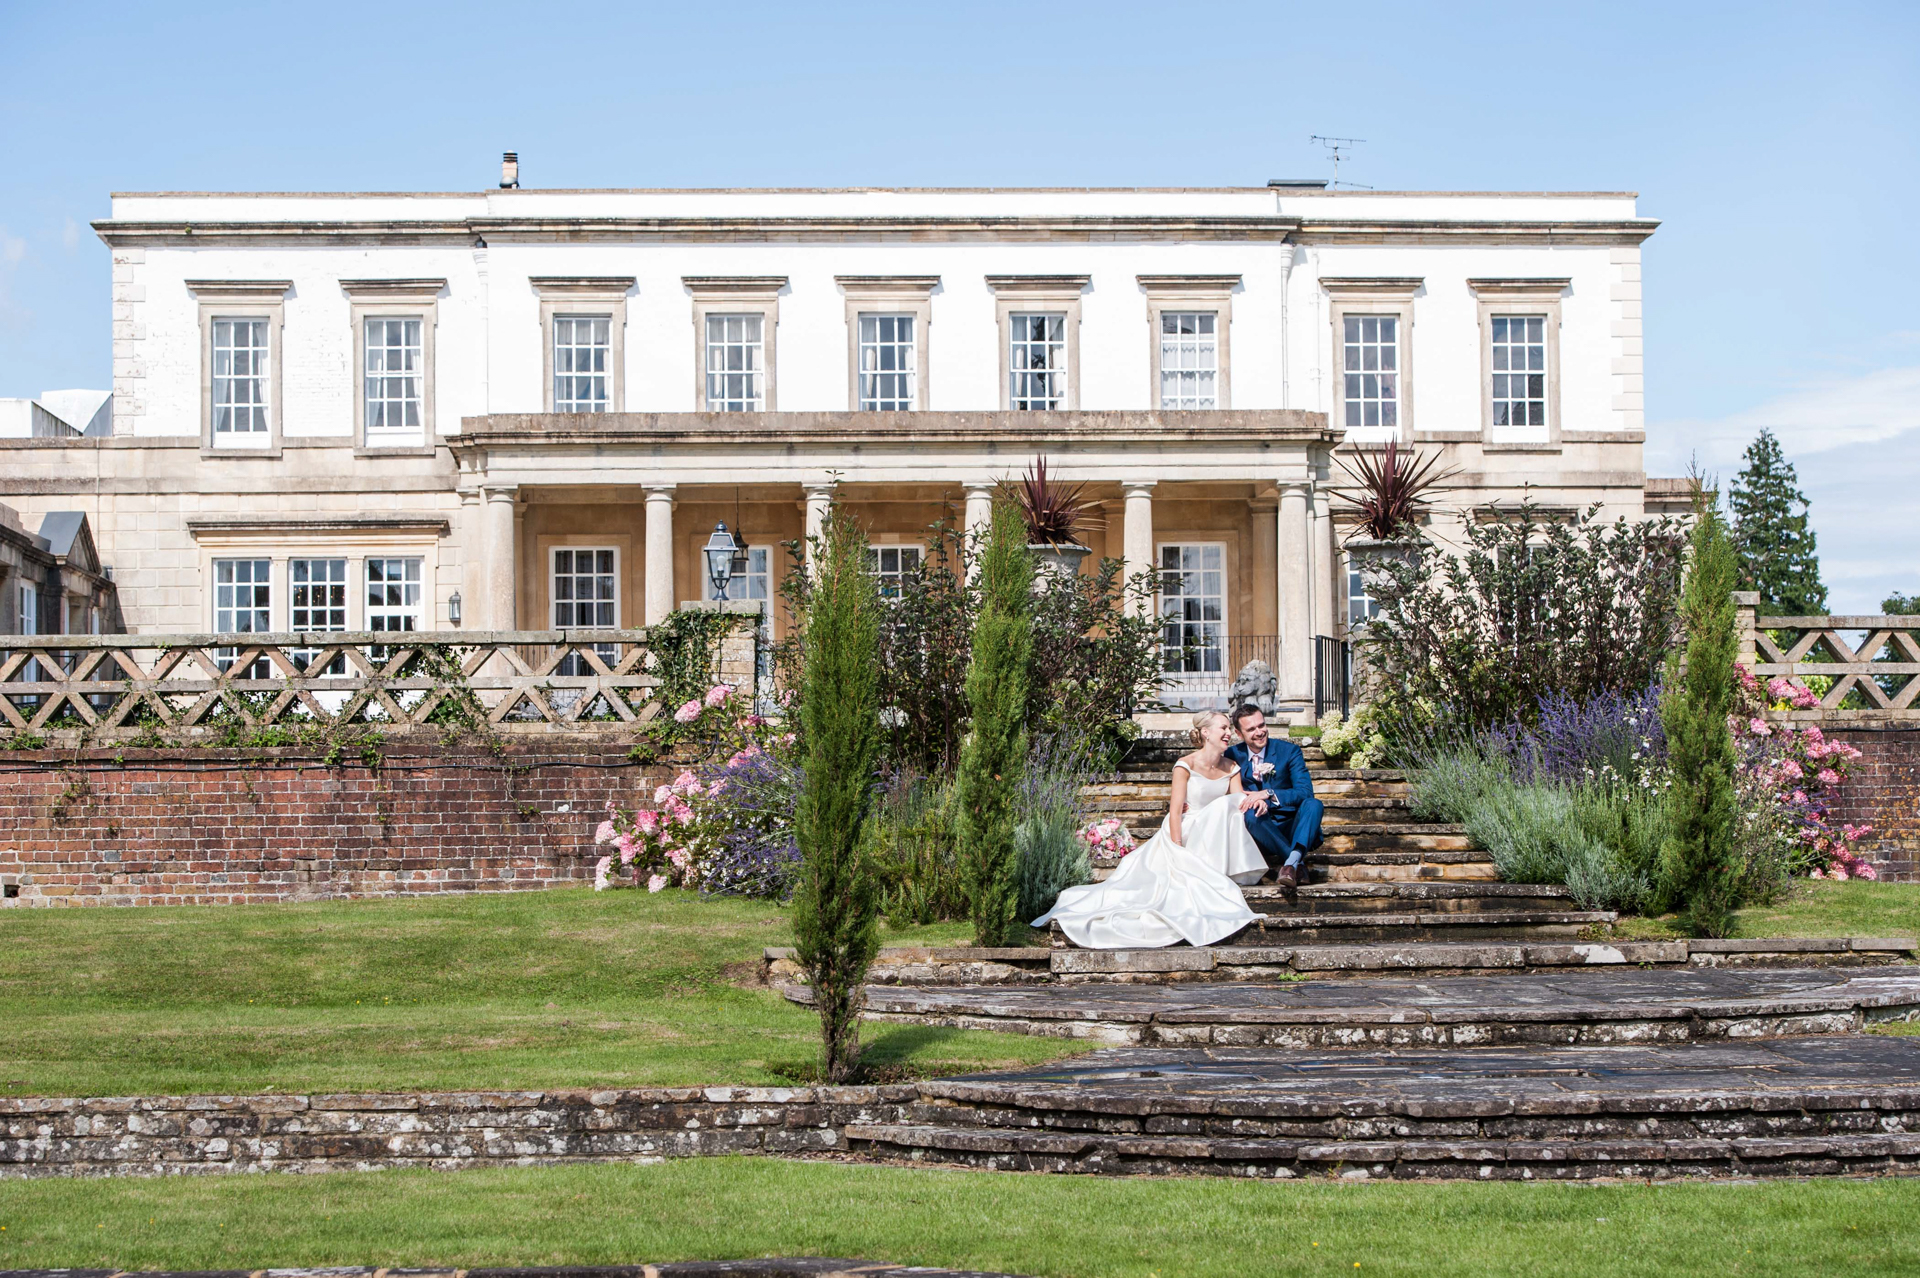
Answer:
(1033, 762, 1267, 949)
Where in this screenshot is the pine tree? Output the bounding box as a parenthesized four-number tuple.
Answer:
(790, 508, 883, 1083)
(1728, 428, 1827, 614)
(1659, 499, 1743, 938)
(957, 498, 1034, 946)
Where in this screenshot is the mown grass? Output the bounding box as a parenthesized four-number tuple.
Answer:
(0, 889, 1079, 1097)
(0, 1158, 1917, 1277)
(1608, 879, 1920, 943)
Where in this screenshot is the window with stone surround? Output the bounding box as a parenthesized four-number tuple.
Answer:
(211, 318, 271, 442)
(1157, 542, 1226, 677)
(1490, 315, 1548, 428)
(1008, 312, 1068, 410)
(1346, 554, 1381, 633)
(705, 314, 766, 411)
(1342, 315, 1400, 430)
(553, 315, 612, 413)
(1158, 311, 1218, 409)
(363, 317, 424, 440)
(289, 557, 348, 673)
(551, 548, 619, 628)
(857, 314, 916, 411)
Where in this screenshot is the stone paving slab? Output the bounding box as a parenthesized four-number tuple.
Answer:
(845, 1037, 1920, 1180)
(815, 966, 1920, 1046)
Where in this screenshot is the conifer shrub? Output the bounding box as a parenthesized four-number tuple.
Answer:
(956, 498, 1034, 946)
(790, 509, 883, 1082)
(1660, 500, 1743, 938)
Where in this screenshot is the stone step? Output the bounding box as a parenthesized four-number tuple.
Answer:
(841, 1036, 1920, 1180)
(765, 938, 1918, 988)
(1089, 835, 1495, 886)
(1092, 798, 1420, 830)
(1062, 909, 1616, 947)
(822, 965, 1920, 1047)
(1254, 881, 1575, 915)
(1091, 768, 1406, 788)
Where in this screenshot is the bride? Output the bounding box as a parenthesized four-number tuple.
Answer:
(1033, 710, 1267, 949)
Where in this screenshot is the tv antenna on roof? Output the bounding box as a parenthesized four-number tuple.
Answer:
(1309, 135, 1373, 190)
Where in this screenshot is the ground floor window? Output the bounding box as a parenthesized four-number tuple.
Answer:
(1346, 554, 1381, 633)
(213, 557, 272, 674)
(290, 557, 349, 673)
(1158, 542, 1226, 676)
(552, 547, 619, 676)
(867, 544, 924, 598)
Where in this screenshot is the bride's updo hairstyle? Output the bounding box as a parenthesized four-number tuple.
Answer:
(1188, 709, 1228, 747)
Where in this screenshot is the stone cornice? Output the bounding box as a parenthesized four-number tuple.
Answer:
(182, 278, 292, 300)
(185, 514, 451, 537)
(95, 214, 1657, 248)
(451, 409, 1336, 451)
(339, 277, 448, 298)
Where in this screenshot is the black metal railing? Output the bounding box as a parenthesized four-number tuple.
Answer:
(1156, 634, 1281, 709)
(1313, 635, 1351, 720)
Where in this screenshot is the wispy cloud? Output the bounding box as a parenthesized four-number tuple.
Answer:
(1652, 361, 1920, 613)
(1650, 364, 1920, 473)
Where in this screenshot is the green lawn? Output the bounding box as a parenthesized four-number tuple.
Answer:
(1609, 880, 1920, 943)
(0, 1158, 1916, 1277)
(0, 889, 1077, 1098)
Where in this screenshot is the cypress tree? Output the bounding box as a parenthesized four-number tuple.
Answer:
(790, 508, 883, 1083)
(957, 498, 1034, 946)
(1659, 498, 1743, 938)
(1728, 428, 1827, 614)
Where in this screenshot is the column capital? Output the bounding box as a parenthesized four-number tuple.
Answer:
(962, 480, 998, 499)
(482, 483, 519, 504)
(801, 481, 837, 500)
(1278, 480, 1312, 499)
(1121, 480, 1158, 498)
(642, 482, 677, 500)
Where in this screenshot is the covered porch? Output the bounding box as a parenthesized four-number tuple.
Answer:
(449, 410, 1344, 709)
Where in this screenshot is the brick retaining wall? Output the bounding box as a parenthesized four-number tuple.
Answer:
(0, 741, 676, 907)
(1829, 728, 1920, 882)
(0, 1086, 916, 1178)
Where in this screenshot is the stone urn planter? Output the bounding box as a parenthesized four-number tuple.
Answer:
(1029, 541, 1093, 579)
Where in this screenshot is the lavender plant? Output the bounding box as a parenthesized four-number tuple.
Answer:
(1485, 685, 1666, 788)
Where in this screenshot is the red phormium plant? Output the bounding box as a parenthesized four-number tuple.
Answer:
(1002, 455, 1093, 546)
(1332, 440, 1459, 541)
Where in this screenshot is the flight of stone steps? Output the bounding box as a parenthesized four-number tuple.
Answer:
(1073, 732, 1613, 946)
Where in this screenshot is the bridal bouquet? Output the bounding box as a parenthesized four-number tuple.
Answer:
(1078, 816, 1136, 863)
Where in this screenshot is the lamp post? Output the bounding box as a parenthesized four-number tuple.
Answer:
(704, 522, 747, 600)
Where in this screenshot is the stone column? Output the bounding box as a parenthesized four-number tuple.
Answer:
(1277, 482, 1312, 700)
(1311, 479, 1336, 641)
(483, 485, 519, 630)
(643, 484, 676, 625)
(802, 483, 835, 568)
(963, 482, 995, 577)
(1122, 481, 1157, 616)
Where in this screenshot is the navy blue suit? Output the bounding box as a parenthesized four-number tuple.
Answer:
(1225, 737, 1324, 872)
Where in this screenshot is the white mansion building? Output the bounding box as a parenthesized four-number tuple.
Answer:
(1, 168, 1664, 707)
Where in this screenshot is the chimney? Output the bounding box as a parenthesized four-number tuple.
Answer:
(500, 152, 520, 189)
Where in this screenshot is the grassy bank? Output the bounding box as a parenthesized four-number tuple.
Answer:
(0, 889, 1075, 1097)
(0, 1158, 1915, 1277)
(1608, 880, 1920, 942)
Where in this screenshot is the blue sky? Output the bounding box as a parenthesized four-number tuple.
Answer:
(2, 1, 1915, 609)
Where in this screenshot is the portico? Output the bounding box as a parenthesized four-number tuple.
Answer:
(450, 409, 1340, 704)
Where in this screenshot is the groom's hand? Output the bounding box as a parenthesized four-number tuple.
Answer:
(1239, 793, 1269, 815)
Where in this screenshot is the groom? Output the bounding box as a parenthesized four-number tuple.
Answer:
(1225, 703, 1324, 888)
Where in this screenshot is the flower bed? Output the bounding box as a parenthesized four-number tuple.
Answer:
(594, 684, 801, 899)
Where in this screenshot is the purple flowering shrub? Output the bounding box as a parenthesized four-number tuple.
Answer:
(1485, 685, 1666, 789)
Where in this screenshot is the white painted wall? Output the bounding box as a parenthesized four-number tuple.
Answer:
(102, 188, 1652, 443)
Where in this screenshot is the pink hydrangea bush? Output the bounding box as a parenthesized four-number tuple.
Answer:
(1732, 664, 1874, 880)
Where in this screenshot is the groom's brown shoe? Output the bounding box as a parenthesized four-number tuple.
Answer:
(1275, 864, 1298, 889)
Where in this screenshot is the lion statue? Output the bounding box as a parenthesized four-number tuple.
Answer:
(1225, 658, 1281, 717)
